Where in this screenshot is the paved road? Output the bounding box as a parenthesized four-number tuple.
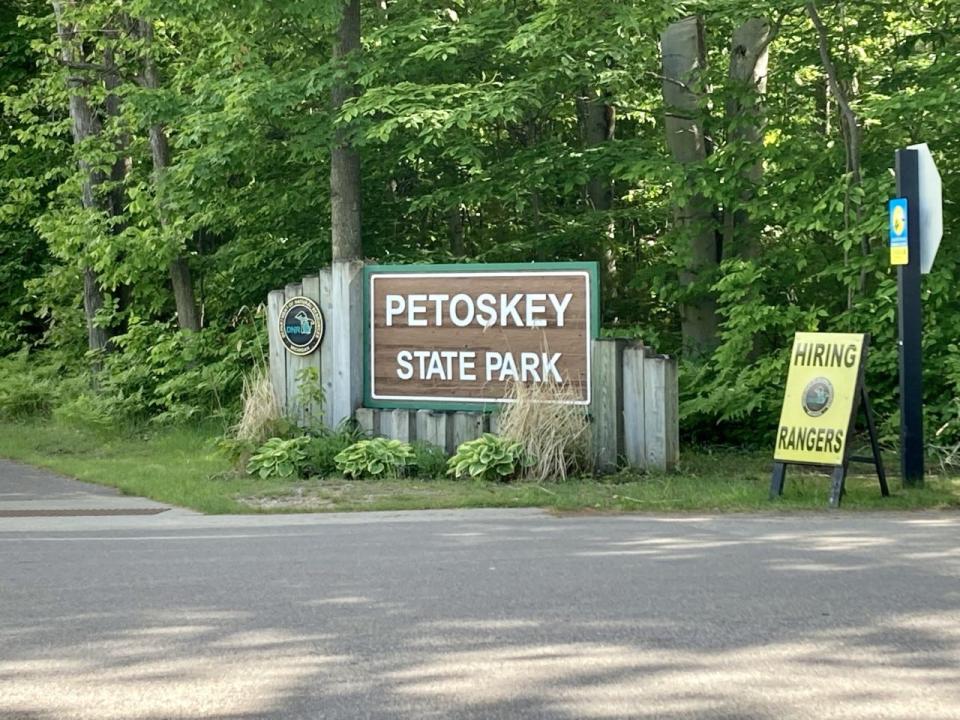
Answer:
(1, 465, 959, 719)
(0, 459, 171, 515)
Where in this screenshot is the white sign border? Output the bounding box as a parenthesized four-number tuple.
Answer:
(368, 270, 593, 406)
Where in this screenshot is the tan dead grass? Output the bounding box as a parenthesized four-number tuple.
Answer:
(496, 381, 591, 482)
(232, 366, 282, 443)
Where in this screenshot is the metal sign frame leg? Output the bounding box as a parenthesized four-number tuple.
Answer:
(770, 379, 887, 507)
(769, 462, 787, 499)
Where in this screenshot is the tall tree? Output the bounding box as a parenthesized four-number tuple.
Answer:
(660, 15, 718, 354)
(722, 17, 774, 260)
(52, 0, 111, 354)
(136, 18, 200, 331)
(330, 0, 362, 261)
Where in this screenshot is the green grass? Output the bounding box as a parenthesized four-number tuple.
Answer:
(0, 419, 958, 514)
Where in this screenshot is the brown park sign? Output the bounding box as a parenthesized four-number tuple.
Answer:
(363, 263, 599, 410)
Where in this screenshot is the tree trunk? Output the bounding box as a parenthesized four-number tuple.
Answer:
(576, 87, 614, 212)
(722, 17, 773, 260)
(330, 0, 362, 261)
(576, 87, 616, 291)
(806, 1, 869, 301)
(137, 18, 200, 331)
(447, 204, 465, 256)
(53, 1, 111, 355)
(660, 15, 719, 355)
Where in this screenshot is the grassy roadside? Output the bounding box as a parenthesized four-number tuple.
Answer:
(0, 419, 958, 514)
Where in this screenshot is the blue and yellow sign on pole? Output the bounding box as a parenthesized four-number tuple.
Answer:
(889, 197, 908, 265)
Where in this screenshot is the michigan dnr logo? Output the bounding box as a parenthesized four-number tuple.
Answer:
(279, 296, 324, 356)
(801, 377, 834, 417)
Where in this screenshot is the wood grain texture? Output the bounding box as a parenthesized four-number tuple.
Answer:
(382, 409, 416, 443)
(415, 410, 453, 452)
(318, 268, 335, 427)
(369, 271, 591, 403)
(284, 282, 306, 424)
(591, 338, 626, 473)
(622, 344, 647, 468)
(642, 355, 680, 471)
(355, 407, 379, 437)
(267, 290, 287, 411)
(301, 275, 324, 425)
(453, 412, 487, 450)
(329, 261, 364, 426)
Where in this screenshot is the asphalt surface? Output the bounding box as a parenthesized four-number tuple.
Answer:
(0, 459, 170, 515)
(1, 462, 959, 719)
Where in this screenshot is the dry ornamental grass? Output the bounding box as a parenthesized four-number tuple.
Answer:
(232, 366, 282, 443)
(496, 381, 591, 483)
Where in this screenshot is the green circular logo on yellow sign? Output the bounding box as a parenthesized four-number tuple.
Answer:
(802, 377, 834, 417)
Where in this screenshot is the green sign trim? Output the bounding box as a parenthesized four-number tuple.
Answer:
(362, 261, 601, 412)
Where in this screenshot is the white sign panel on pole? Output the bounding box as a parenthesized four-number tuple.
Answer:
(907, 143, 943, 274)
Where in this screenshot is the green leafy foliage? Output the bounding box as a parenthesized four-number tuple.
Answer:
(0, 349, 80, 419)
(411, 441, 449, 479)
(303, 425, 363, 478)
(334, 438, 415, 479)
(0, 0, 958, 452)
(246, 436, 311, 480)
(447, 433, 529, 482)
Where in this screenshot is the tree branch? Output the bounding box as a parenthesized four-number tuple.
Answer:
(805, 1, 860, 181)
(58, 59, 108, 73)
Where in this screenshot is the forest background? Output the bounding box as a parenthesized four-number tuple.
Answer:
(0, 0, 957, 454)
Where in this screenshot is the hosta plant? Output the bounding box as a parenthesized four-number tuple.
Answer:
(447, 434, 530, 482)
(246, 436, 311, 479)
(334, 438, 415, 479)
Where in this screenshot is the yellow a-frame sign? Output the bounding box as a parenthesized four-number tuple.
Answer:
(770, 332, 889, 507)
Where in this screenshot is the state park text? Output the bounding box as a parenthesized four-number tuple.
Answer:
(366, 268, 595, 406)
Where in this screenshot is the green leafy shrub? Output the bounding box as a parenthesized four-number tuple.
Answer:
(53, 393, 134, 433)
(215, 436, 257, 468)
(304, 431, 357, 478)
(411, 442, 448, 479)
(93, 318, 264, 427)
(247, 436, 311, 479)
(0, 349, 81, 419)
(334, 438, 415, 479)
(447, 434, 529, 482)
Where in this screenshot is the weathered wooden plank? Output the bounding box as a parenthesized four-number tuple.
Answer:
(284, 282, 306, 423)
(590, 338, 626, 473)
(301, 274, 323, 427)
(328, 261, 364, 427)
(415, 409, 431, 444)
(381, 409, 415, 443)
(416, 409, 453, 452)
(663, 356, 680, 470)
(318, 267, 335, 429)
(643, 354, 679, 471)
(266, 289, 287, 414)
(622, 343, 647, 469)
(355, 407, 380, 438)
(487, 411, 499, 436)
(452, 412, 486, 451)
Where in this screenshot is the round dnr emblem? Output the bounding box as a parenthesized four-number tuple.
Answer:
(802, 377, 834, 417)
(279, 296, 323, 356)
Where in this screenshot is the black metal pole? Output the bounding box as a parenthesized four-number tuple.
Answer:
(895, 148, 924, 487)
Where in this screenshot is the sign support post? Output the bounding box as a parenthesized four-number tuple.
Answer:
(895, 148, 924, 487)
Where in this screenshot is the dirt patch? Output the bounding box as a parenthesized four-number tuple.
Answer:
(235, 480, 454, 511)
